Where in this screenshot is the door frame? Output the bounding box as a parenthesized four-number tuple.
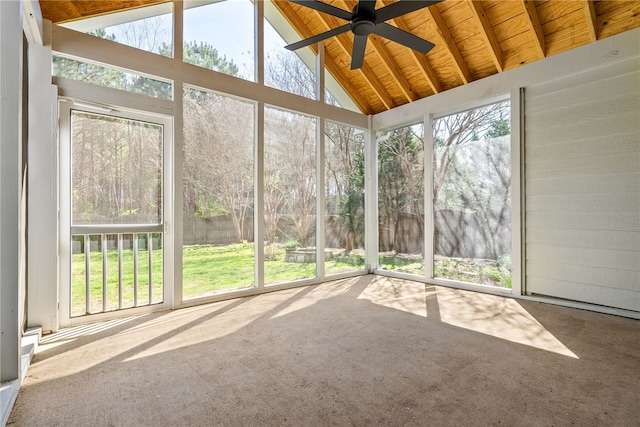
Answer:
(58, 99, 174, 327)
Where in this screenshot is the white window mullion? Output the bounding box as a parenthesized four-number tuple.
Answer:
(255, 0, 264, 85)
(364, 116, 378, 272)
(315, 42, 326, 278)
(316, 42, 325, 103)
(424, 114, 435, 280)
(316, 116, 326, 279)
(171, 1, 183, 308)
(173, 0, 183, 62)
(511, 87, 524, 296)
(170, 81, 182, 309)
(255, 102, 265, 291)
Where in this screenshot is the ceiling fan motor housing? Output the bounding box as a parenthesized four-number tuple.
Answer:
(351, 5, 376, 36)
(352, 18, 376, 36)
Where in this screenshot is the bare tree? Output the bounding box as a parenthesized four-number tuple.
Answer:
(72, 113, 162, 225)
(433, 102, 509, 206)
(325, 122, 365, 251)
(265, 49, 315, 99)
(183, 89, 254, 242)
(264, 107, 317, 247)
(379, 125, 424, 250)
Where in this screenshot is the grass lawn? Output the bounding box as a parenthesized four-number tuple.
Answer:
(72, 242, 366, 315)
(378, 252, 425, 276)
(71, 247, 163, 316)
(72, 243, 509, 316)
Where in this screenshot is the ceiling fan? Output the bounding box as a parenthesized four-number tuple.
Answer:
(285, 0, 443, 70)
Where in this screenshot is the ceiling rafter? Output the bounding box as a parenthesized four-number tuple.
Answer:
(522, 0, 546, 59)
(467, 0, 504, 72)
(582, 0, 598, 42)
(303, 6, 396, 110)
(423, 5, 472, 84)
(274, 2, 372, 113)
(40, 0, 640, 115)
(369, 35, 418, 103)
(332, 0, 416, 103)
(380, 0, 442, 94)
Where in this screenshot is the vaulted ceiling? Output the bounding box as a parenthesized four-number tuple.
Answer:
(40, 0, 640, 114)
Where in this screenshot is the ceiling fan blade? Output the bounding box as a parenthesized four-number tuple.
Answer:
(375, 0, 442, 23)
(351, 34, 368, 69)
(285, 24, 351, 51)
(374, 22, 435, 54)
(357, 0, 377, 16)
(290, 0, 352, 21)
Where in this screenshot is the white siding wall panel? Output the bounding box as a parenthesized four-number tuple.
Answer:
(526, 134, 639, 164)
(525, 67, 640, 312)
(527, 244, 640, 272)
(527, 193, 640, 212)
(526, 228, 640, 252)
(527, 277, 640, 311)
(526, 172, 640, 195)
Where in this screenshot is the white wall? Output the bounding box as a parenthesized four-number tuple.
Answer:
(525, 62, 640, 312)
(0, 0, 23, 383)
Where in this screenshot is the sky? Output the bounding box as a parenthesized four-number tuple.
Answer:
(102, 0, 289, 80)
(93, 0, 356, 110)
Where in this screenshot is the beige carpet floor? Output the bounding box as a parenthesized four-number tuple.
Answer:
(9, 275, 640, 426)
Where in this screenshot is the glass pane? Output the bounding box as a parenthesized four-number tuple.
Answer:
(433, 101, 511, 287)
(53, 56, 173, 99)
(71, 111, 163, 225)
(264, 107, 317, 285)
(182, 87, 255, 299)
(184, 0, 255, 81)
(378, 123, 425, 275)
(325, 121, 366, 275)
(83, 8, 173, 57)
(265, 1, 316, 99)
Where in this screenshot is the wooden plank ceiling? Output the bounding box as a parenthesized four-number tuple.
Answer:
(40, 0, 640, 114)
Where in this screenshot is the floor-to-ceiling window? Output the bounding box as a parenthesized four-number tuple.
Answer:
(324, 121, 366, 275)
(432, 100, 512, 287)
(263, 107, 318, 285)
(377, 123, 425, 276)
(182, 87, 256, 299)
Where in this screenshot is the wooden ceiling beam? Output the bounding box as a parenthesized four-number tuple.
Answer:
(380, 0, 442, 94)
(467, 0, 504, 72)
(522, 0, 546, 59)
(333, 0, 416, 103)
(582, 0, 598, 42)
(273, 2, 372, 113)
(369, 36, 418, 103)
(423, 5, 472, 84)
(40, 0, 169, 24)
